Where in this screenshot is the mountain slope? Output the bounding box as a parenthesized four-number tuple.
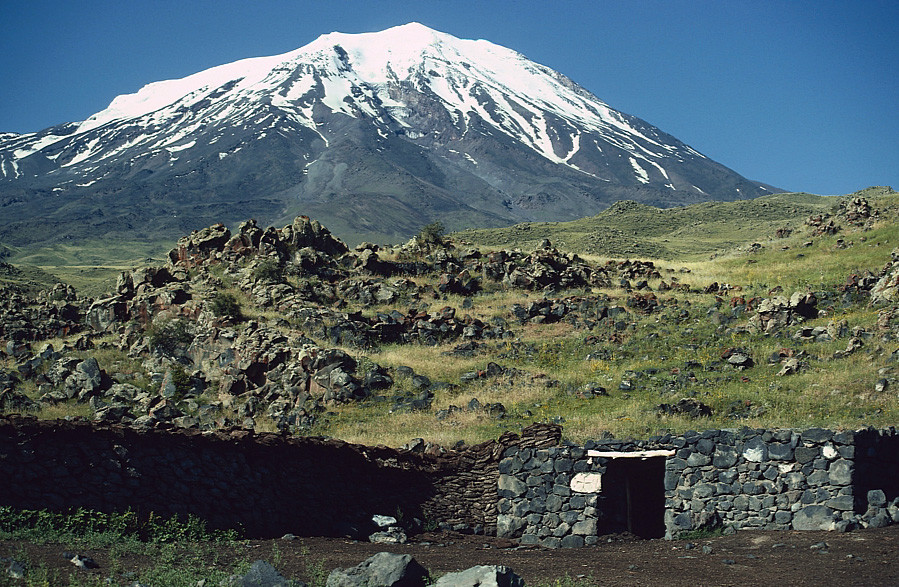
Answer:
(0, 23, 777, 246)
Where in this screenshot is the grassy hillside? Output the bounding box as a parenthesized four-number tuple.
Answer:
(1, 186, 897, 447)
(457, 187, 894, 259)
(2, 239, 171, 297)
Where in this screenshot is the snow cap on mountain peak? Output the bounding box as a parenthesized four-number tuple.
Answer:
(76, 23, 462, 134)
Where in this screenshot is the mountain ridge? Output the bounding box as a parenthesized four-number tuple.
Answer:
(0, 22, 778, 247)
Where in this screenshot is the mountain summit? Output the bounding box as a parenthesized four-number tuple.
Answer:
(0, 23, 776, 246)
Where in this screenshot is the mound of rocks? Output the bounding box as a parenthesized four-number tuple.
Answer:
(747, 292, 819, 333)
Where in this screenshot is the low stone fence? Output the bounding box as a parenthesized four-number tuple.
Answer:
(3, 415, 896, 545)
(0, 415, 559, 538)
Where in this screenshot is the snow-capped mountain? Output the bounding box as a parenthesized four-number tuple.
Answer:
(0, 23, 776, 246)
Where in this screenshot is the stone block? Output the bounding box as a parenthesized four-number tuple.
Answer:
(672, 512, 693, 530)
(767, 442, 793, 460)
(712, 450, 738, 468)
(552, 484, 571, 497)
(742, 438, 768, 463)
(541, 537, 562, 549)
(546, 494, 563, 513)
(686, 452, 711, 467)
(826, 495, 855, 511)
(571, 518, 597, 535)
(794, 446, 819, 464)
(561, 534, 585, 548)
(696, 438, 715, 455)
(792, 505, 835, 530)
(554, 458, 573, 473)
(327, 553, 428, 587)
(807, 470, 828, 486)
(570, 472, 602, 493)
(774, 510, 793, 524)
(560, 511, 580, 524)
(866, 510, 891, 528)
(693, 483, 714, 499)
(828, 460, 853, 486)
(868, 489, 887, 507)
(433, 566, 524, 587)
(667, 458, 688, 471)
(801, 428, 833, 443)
(498, 475, 527, 497)
(496, 515, 526, 538)
(512, 500, 531, 517)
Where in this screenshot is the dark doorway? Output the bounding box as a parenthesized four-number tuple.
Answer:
(597, 456, 666, 538)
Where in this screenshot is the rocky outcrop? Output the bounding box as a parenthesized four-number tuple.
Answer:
(747, 292, 819, 333)
(870, 248, 899, 304)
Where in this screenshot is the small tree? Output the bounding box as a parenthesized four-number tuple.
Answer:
(250, 258, 282, 283)
(417, 221, 446, 248)
(210, 291, 242, 321)
(147, 319, 194, 358)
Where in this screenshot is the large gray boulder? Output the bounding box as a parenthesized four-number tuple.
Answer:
(326, 552, 428, 587)
(433, 566, 524, 587)
(220, 559, 302, 587)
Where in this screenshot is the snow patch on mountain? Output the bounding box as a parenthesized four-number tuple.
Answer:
(0, 20, 770, 218)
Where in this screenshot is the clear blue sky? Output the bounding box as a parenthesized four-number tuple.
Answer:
(2, 0, 896, 195)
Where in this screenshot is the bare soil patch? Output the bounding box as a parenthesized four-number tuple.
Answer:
(3, 525, 898, 586)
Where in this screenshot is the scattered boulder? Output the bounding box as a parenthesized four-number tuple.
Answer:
(220, 559, 302, 587)
(870, 248, 899, 304)
(721, 348, 754, 370)
(747, 293, 818, 333)
(433, 566, 523, 587)
(326, 553, 428, 587)
(657, 398, 712, 419)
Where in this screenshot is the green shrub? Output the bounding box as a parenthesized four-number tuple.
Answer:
(251, 258, 282, 282)
(167, 363, 194, 397)
(417, 221, 446, 248)
(210, 291, 243, 321)
(147, 319, 193, 358)
(0, 505, 240, 544)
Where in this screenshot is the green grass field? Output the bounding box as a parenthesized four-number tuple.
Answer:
(2, 186, 898, 446)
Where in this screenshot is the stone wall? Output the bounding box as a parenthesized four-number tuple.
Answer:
(4, 415, 896, 545)
(0, 415, 559, 538)
(497, 445, 602, 548)
(496, 428, 899, 546)
(665, 427, 862, 534)
(496, 437, 672, 546)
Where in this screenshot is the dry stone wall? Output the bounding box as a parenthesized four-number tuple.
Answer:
(497, 445, 602, 548)
(0, 415, 559, 538)
(3, 415, 896, 545)
(496, 428, 899, 546)
(665, 427, 863, 534)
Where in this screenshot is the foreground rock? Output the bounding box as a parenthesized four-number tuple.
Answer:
(433, 566, 524, 587)
(326, 552, 429, 587)
(221, 559, 303, 587)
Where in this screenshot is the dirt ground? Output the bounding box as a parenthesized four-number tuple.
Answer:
(3, 525, 898, 586)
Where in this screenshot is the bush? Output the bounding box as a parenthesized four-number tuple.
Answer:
(167, 363, 194, 397)
(0, 505, 240, 543)
(251, 258, 282, 283)
(147, 319, 193, 358)
(210, 291, 242, 321)
(417, 221, 446, 248)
